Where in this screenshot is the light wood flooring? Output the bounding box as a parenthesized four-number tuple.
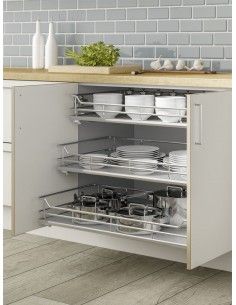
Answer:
(3, 230, 232, 305)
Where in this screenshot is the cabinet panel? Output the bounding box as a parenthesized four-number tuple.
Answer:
(187, 90, 231, 269)
(3, 149, 12, 207)
(3, 206, 12, 230)
(3, 88, 12, 143)
(14, 83, 78, 235)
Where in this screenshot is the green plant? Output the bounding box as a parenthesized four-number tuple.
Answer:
(65, 42, 120, 67)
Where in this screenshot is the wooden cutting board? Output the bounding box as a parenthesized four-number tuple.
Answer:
(48, 64, 142, 74)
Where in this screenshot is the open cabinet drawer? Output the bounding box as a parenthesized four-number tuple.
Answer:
(11, 82, 231, 270)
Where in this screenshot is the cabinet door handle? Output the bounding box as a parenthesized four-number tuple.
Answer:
(194, 103, 202, 145)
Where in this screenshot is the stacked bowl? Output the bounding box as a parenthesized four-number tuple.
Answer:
(125, 95, 154, 121)
(93, 93, 123, 119)
(155, 96, 186, 123)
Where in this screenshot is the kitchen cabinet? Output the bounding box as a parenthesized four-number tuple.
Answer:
(3, 79, 231, 271)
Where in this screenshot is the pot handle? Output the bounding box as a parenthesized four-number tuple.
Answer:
(167, 186, 184, 197)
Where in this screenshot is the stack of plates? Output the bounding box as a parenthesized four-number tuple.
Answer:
(116, 145, 160, 158)
(169, 150, 187, 175)
(110, 145, 161, 176)
(79, 153, 107, 170)
(163, 150, 187, 180)
(129, 158, 158, 175)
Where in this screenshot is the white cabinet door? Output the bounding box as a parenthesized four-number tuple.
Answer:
(187, 90, 231, 269)
(3, 88, 13, 143)
(13, 83, 78, 235)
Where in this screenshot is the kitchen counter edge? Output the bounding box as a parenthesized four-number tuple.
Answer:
(3, 68, 232, 89)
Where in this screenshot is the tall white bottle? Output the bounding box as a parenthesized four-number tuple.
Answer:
(45, 22, 58, 69)
(32, 20, 44, 69)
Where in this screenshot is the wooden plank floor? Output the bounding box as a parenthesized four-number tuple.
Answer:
(3, 230, 232, 305)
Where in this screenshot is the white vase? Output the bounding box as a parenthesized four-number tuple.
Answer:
(45, 22, 58, 69)
(32, 20, 44, 69)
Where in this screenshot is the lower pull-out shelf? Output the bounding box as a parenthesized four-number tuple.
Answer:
(40, 184, 187, 249)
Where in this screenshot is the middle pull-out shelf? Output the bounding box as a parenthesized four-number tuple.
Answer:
(58, 136, 187, 186)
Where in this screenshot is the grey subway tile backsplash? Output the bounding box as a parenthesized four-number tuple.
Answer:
(183, 0, 204, 4)
(168, 33, 190, 45)
(178, 47, 200, 58)
(204, 19, 227, 32)
(148, 8, 169, 19)
(158, 20, 179, 32)
(4, 35, 13, 45)
(24, 0, 40, 10)
(32, 11, 49, 22)
(76, 22, 95, 33)
(136, 21, 157, 32)
(41, 0, 58, 10)
(7, 1, 23, 11)
(138, 0, 159, 7)
(134, 47, 155, 58)
(119, 46, 133, 58)
(224, 46, 232, 59)
(13, 34, 30, 45)
(217, 6, 232, 18)
(67, 10, 86, 21)
(125, 34, 145, 45)
(59, 0, 77, 9)
(180, 20, 202, 32)
(116, 21, 135, 32)
(193, 6, 216, 18)
(107, 9, 126, 20)
(191, 33, 213, 45)
(160, 0, 181, 5)
(14, 11, 31, 22)
(170, 7, 192, 19)
(214, 33, 232, 45)
(201, 46, 224, 59)
(104, 34, 124, 45)
(117, 0, 137, 7)
(146, 33, 167, 45)
(78, 0, 96, 8)
(96, 22, 115, 33)
(49, 11, 67, 22)
(3, 0, 232, 70)
(11, 57, 28, 67)
(84, 34, 103, 44)
(4, 23, 22, 33)
(97, 0, 117, 8)
(156, 47, 177, 58)
(127, 8, 147, 20)
(87, 10, 106, 21)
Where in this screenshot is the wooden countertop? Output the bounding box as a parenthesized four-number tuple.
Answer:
(4, 68, 232, 89)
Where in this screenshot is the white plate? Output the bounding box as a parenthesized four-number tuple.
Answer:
(117, 145, 159, 153)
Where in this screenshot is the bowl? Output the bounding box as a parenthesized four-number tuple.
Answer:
(155, 96, 186, 123)
(125, 95, 154, 121)
(93, 93, 123, 119)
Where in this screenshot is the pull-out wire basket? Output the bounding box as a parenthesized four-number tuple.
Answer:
(58, 136, 187, 186)
(39, 184, 187, 247)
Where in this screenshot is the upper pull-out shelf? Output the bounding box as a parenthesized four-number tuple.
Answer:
(70, 88, 204, 128)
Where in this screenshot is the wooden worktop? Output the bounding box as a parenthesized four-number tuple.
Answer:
(3, 68, 232, 89)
